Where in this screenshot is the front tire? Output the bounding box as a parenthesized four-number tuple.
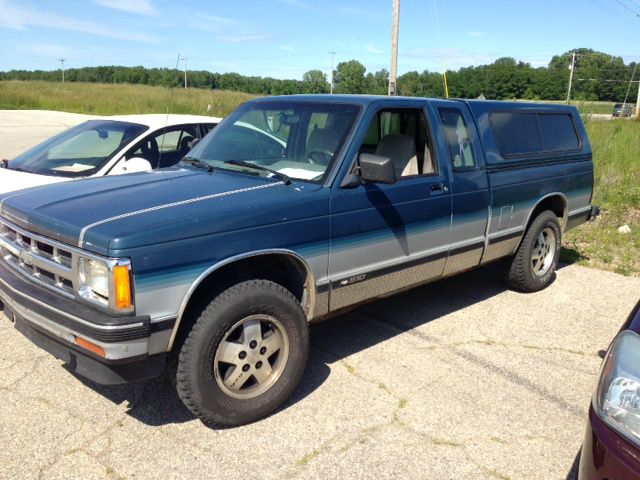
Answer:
(176, 280, 309, 427)
(504, 210, 561, 292)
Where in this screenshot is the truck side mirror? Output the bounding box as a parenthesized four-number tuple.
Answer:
(359, 153, 396, 185)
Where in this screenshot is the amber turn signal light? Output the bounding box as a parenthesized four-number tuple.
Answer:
(75, 336, 106, 357)
(113, 264, 132, 310)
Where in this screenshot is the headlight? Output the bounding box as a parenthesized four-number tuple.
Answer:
(77, 256, 133, 312)
(79, 258, 109, 298)
(594, 330, 640, 446)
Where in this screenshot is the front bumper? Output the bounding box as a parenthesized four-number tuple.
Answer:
(579, 406, 640, 479)
(0, 259, 169, 384)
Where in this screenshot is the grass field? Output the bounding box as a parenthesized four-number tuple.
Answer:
(537, 99, 617, 115)
(562, 119, 640, 276)
(573, 101, 617, 115)
(1, 80, 638, 275)
(0, 80, 625, 116)
(0, 80, 255, 117)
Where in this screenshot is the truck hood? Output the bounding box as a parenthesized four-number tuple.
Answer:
(0, 167, 319, 256)
(0, 168, 68, 194)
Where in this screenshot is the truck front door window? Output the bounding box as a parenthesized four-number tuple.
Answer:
(360, 109, 437, 178)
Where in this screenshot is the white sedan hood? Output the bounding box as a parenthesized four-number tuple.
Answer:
(0, 168, 69, 195)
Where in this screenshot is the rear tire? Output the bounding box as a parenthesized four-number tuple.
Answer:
(504, 210, 561, 292)
(175, 279, 309, 427)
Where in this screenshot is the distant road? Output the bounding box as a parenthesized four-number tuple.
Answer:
(0, 110, 95, 160)
(584, 113, 612, 121)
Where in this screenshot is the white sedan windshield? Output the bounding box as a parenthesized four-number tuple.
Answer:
(6, 120, 148, 178)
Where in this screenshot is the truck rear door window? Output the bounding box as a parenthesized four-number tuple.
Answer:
(539, 114, 580, 151)
(439, 108, 476, 170)
(490, 112, 542, 156)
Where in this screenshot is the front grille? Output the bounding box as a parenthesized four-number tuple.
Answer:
(0, 218, 76, 297)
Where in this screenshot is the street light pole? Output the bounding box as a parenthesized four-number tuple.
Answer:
(388, 0, 400, 96)
(329, 51, 336, 94)
(59, 58, 65, 83)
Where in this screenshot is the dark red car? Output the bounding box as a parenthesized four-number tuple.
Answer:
(580, 300, 640, 479)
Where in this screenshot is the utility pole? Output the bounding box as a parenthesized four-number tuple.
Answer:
(329, 51, 336, 94)
(566, 51, 576, 104)
(388, 0, 400, 96)
(59, 58, 65, 83)
(181, 57, 188, 89)
(636, 78, 640, 118)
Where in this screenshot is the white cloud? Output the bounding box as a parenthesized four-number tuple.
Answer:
(466, 31, 485, 38)
(366, 45, 384, 55)
(401, 47, 497, 70)
(275, 0, 311, 10)
(336, 6, 384, 20)
(216, 33, 278, 44)
(0, 1, 161, 43)
(93, 0, 156, 16)
(187, 13, 276, 46)
(188, 13, 236, 32)
(279, 45, 296, 53)
(22, 43, 72, 58)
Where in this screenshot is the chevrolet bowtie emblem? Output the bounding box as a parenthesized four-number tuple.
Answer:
(20, 250, 33, 266)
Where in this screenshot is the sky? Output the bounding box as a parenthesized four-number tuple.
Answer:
(1, 0, 639, 80)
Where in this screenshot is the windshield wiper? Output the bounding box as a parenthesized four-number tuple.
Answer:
(224, 160, 291, 185)
(180, 156, 214, 172)
(1, 160, 30, 173)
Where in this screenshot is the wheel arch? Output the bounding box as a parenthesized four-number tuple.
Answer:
(524, 192, 568, 234)
(168, 250, 316, 351)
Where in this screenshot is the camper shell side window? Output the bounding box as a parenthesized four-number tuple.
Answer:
(489, 111, 581, 158)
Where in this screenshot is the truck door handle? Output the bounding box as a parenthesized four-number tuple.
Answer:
(430, 183, 448, 194)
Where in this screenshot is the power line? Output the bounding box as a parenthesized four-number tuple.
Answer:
(586, 0, 640, 26)
(576, 78, 640, 82)
(613, 0, 640, 16)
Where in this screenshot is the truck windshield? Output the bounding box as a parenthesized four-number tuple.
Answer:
(7, 120, 148, 178)
(187, 101, 360, 183)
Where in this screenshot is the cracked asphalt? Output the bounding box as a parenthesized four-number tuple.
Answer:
(1, 111, 639, 479)
(2, 265, 639, 480)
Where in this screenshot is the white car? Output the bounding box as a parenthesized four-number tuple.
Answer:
(0, 114, 221, 194)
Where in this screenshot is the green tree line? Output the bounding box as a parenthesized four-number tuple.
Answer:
(1, 48, 636, 102)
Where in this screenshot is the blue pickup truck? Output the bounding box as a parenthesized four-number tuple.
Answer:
(0, 95, 597, 426)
